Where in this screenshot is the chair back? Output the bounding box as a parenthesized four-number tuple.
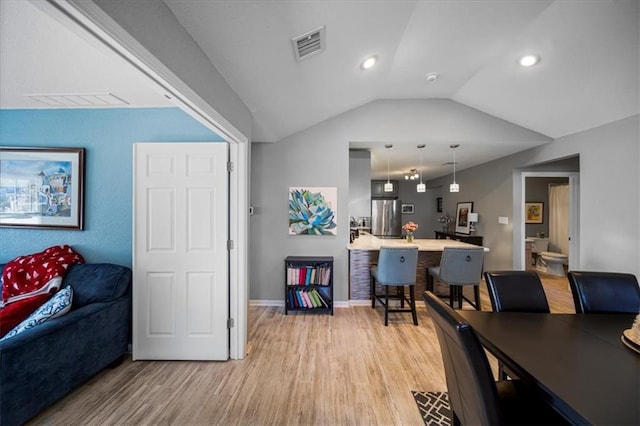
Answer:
(568, 271, 640, 313)
(484, 271, 550, 313)
(374, 246, 418, 286)
(438, 247, 484, 285)
(423, 291, 503, 425)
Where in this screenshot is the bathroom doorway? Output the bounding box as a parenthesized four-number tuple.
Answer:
(524, 177, 570, 271)
(514, 170, 580, 271)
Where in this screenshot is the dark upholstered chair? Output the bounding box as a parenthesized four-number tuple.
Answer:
(484, 270, 550, 379)
(568, 271, 640, 314)
(484, 271, 550, 313)
(423, 291, 567, 425)
(370, 246, 419, 326)
(427, 247, 484, 310)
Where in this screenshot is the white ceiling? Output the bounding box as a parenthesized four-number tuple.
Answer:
(1, 1, 638, 180)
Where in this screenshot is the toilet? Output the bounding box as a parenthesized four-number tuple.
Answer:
(538, 251, 569, 277)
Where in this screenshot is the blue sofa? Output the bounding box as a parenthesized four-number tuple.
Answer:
(0, 263, 132, 426)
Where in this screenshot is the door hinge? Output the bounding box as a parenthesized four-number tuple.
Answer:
(227, 240, 234, 250)
(227, 161, 234, 172)
(227, 318, 234, 328)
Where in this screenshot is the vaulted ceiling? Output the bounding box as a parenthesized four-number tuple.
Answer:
(1, 0, 638, 179)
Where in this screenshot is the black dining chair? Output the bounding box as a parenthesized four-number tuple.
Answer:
(484, 270, 550, 380)
(370, 246, 419, 326)
(484, 270, 550, 313)
(568, 271, 640, 314)
(423, 291, 567, 425)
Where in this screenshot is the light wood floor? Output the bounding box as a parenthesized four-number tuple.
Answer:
(30, 273, 574, 426)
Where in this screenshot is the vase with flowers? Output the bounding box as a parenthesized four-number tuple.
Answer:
(402, 221, 419, 243)
(438, 213, 454, 233)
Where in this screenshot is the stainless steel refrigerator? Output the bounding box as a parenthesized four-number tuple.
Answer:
(371, 199, 402, 238)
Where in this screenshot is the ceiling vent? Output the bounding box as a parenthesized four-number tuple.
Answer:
(292, 26, 325, 62)
(25, 93, 129, 107)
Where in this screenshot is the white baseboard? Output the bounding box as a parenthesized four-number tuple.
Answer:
(249, 300, 283, 307)
(248, 300, 425, 308)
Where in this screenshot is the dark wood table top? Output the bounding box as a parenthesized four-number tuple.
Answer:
(458, 311, 640, 425)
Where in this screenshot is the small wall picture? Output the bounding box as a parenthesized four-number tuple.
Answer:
(289, 187, 337, 235)
(525, 202, 544, 224)
(455, 201, 473, 234)
(436, 197, 443, 213)
(0, 147, 85, 230)
(401, 203, 414, 214)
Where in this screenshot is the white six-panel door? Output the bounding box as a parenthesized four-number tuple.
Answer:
(133, 142, 229, 360)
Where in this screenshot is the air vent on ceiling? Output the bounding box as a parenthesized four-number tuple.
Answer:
(292, 26, 325, 62)
(26, 93, 129, 107)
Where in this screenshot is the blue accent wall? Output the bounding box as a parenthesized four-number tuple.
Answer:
(0, 108, 223, 266)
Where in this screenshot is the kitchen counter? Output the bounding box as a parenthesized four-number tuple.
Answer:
(349, 232, 483, 251)
(348, 232, 488, 301)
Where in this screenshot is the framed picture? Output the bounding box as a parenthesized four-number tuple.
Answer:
(402, 203, 414, 214)
(0, 147, 85, 230)
(436, 197, 443, 213)
(455, 201, 473, 234)
(525, 202, 544, 224)
(288, 187, 337, 235)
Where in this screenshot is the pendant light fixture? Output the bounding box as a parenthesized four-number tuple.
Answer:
(384, 144, 393, 192)
(449, 144, 460, 193)
(417, 144, 426, 193)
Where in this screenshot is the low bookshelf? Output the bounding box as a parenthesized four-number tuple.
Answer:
(284, 256, 333, 315)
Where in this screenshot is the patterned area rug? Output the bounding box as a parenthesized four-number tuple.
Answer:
(411, 391, 452, 426)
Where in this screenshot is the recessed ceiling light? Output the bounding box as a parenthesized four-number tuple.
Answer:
(519, 54, 540, 67)
(361, 55, 377, 70)
(425, 72, 439, 82)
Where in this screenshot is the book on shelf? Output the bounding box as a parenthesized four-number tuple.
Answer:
(286, 264, 332, 286)
(288, 287, 331, 309)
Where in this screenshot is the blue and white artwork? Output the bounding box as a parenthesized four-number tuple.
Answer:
(0, 148, 84, 229)
(288, 187, 337, 235)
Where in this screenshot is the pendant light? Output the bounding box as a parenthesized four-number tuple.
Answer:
(384, 144, 393, 192)
(417, 144, 426, 193)
(449, 144, 460, 193)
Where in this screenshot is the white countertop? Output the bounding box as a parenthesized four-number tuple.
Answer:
(348, 232, 489, 251)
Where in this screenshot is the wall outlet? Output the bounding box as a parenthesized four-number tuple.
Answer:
(498, 216, 509, 224)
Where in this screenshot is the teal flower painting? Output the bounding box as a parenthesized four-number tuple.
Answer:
(289, 187, 337, 235)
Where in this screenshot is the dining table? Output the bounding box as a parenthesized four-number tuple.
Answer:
(457, 310, 640, 425)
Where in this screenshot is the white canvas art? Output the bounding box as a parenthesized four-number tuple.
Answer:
(288, 187, 337, 235)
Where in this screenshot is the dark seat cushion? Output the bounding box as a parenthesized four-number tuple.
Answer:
(61, 263, 132, 309)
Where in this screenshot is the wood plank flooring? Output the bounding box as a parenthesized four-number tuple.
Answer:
(29, 273, 574, 425)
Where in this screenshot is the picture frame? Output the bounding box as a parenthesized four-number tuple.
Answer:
(401, 203, 414, 214)
(288, 186, 337, 235)
(455, 201, 473, 234)
(436, 197, 443, 213)
(525, 202, 544, 224)
(0, 147, 85, 230)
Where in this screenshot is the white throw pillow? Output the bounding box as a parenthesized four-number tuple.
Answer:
(0, 286, 73, 341)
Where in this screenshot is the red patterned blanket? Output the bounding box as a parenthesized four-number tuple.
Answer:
(1, 245, 84, 305)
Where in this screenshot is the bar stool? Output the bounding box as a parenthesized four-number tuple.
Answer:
(426, 247, 484, 310)
(370, 246, 419, 326)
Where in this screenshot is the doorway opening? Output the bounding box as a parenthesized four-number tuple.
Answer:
(513, 164, 580, 273)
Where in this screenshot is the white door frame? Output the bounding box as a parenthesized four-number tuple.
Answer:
(39, 0, 249, 359)
(513, 171, 580, 271)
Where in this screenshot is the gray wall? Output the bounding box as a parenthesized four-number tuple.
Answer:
(397, 180, 441, 239)
(349, 150, 372, 219)
(525, 176, 570, 238)
(250, 99, 553, 302)
(252, 107, 638, 301)
(428, 115, 638, 275)
(90, 0, 253, 139)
